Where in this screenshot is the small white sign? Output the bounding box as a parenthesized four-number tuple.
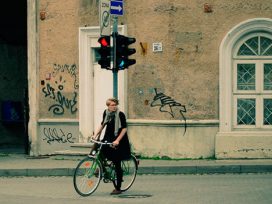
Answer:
(100, 0, 111, 36)
(152, 42, 163, 52)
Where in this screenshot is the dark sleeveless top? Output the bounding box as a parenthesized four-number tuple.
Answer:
(101, 110, 131, 161)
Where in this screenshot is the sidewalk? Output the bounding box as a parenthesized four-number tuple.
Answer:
(0, 154, 272, 177)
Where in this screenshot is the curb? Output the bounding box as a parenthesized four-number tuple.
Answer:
(138, 165, 272, 174)
(1, 165, 272, 177)
(0, 168, 73, 177)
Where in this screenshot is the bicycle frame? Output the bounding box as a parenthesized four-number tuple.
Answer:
(89, 139, 116, 182)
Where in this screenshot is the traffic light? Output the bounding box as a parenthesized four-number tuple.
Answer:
(116, 34, 136, 70)
(97, 36, 111, 69)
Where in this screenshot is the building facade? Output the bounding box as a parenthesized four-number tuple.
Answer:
(23, 0, 272, 158)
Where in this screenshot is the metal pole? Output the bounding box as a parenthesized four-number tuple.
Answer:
(112, 16, 118, 99)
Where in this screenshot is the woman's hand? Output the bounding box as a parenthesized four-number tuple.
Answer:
(112, 140, 119, 147)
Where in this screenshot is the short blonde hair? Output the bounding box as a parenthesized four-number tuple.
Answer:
(106, 98, 119, 106)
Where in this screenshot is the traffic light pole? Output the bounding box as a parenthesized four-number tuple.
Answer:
(112, 16, 118, 99)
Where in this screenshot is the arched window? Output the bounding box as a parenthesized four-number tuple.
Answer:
(217, 19, 272, 158)
(237, 35, 272, 56)
(233, 34, 272, 129)
(218, 19, 272, 133)
(232, 33, 272, 129)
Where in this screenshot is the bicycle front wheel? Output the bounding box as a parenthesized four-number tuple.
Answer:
(73, 157, 102, 196)
(113, 155, 138, 192)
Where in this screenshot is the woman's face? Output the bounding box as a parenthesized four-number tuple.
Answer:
(108, 101, 118, 112)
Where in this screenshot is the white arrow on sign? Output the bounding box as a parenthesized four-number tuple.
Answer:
(111, 5, 122, 12)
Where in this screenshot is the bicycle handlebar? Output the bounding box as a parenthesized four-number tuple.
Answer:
(90, 138, 113, 146)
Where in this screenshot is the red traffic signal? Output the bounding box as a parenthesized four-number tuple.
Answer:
(99, 37, 110, 47)
(98, 36, 111, 69)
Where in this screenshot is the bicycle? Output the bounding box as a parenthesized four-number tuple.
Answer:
(73, 138, 138, 196)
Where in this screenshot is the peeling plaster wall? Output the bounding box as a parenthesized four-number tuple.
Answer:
(38, 0, 272, 120)
(39, 0, 79, 119)
(124, 0, 272, 121)
(36, 0, 272, 157)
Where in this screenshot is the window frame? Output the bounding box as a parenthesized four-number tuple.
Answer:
(232, 36, 272, 129)
(233, 32, 272, 60)
(218, 18, 272, 134)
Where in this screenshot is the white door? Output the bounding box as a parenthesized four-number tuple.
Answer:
(79, 26, 126, 142)
(93, 64, 113, 133)
(93, 63, 126, 133)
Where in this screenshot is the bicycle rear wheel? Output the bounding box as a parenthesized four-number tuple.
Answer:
(113, 155, 138, 192)
(73, 157, 102, 196)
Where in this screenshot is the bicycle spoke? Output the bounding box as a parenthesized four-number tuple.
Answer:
(73, 157, 102, 196)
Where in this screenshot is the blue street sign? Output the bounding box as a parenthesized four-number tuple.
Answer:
(110, 0, 123, 16)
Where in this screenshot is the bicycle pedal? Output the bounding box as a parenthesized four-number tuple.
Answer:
(103, 178, 110, 183)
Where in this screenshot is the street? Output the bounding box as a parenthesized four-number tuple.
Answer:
(0, 174, 271, 204)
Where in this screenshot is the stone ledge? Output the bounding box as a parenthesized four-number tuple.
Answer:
(127, 119, 219, 127)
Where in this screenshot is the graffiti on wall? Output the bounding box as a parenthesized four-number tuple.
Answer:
(42, 76, 78, 115)
(42, 63, 79, 115)
(151, 88, 187, 135)
(42, 127, 75, 144)
(52, 63, 79, 90)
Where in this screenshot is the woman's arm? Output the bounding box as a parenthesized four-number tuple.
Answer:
(113, 128, 127, 146)
(90, 110, 106, 141)
(94, 124, 104, 138)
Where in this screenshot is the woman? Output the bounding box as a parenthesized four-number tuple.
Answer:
(92, 98, 131, 195)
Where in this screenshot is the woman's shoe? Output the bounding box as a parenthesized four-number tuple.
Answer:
(110, 189, 122, 195)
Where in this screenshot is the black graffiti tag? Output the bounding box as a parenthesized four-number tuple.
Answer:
(43, 127, 75, 144)
(151, 88, 187, 135)
(52, 63, 79, 89)
(42, 83, 78, 115)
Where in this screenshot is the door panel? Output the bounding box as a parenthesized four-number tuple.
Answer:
(94, 64, 113, 135)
